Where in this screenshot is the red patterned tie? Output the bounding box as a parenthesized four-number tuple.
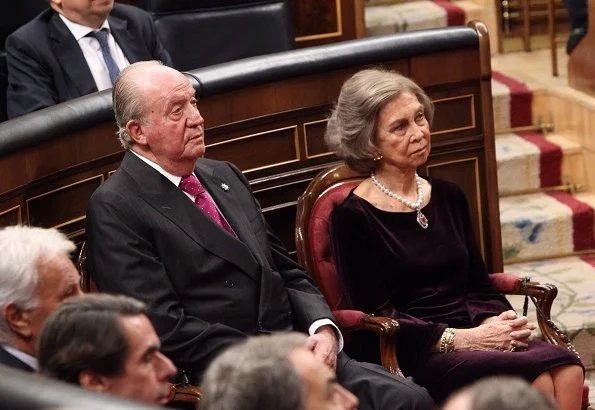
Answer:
(179, 174, 236, 236)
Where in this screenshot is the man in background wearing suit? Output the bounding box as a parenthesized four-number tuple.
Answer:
(0, 225, 82, 372)
(5, 0, 172, 119)
(86, 60, 434, 410)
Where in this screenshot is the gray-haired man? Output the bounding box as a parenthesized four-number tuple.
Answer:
(201, 332, 359, 410)
(0, 225, 82, 372)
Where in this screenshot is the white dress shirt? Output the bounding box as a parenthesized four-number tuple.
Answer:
(59, 15, 130, 91)
(131, 151, 344, 350)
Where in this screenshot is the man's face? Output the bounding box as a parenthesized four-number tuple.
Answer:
(133, 67, 205, 176)
(290, 349, 359, 410)
(104, 315, 177, 405)
(27, 253, 83, 353)
(50, 0, 114, 27)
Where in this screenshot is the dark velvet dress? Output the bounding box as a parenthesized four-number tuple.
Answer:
(330, 177, 583, 403)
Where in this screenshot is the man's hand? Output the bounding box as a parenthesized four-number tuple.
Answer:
(305, 325, 339, 371)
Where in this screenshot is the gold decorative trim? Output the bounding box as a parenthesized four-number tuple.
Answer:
(303, 118, 333, 159)
(262, 201, 299, 213)
(253, 178, 313, 194)
(426, 157, 484, 258)
(207, 126, 301, 174)
(295, 0, 343, 42)
(0, 205, 22, 224)
(52, 216, 86, 231)
(432, 94, 476, 136)
(25, 175, 104, 226)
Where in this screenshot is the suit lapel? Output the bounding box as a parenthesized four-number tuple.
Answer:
(194, 163, 272, 271)
(195, 163, 279, 318)
(0, 347, 34, 373)
(109, 15, 144, 63)
(121, 153, 260, 281)
(49, 13, 97, 97)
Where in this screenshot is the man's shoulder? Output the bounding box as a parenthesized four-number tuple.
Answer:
(89, 167, 132, 201)
(197, 157, 231, 171)
(7, 9, 53, 41)
(110, 3, 154, 22)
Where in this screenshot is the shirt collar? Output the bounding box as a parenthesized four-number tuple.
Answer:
(130, 150, 188, 187)
(59, 14, 110, 41)
(1, 344, 38, 370)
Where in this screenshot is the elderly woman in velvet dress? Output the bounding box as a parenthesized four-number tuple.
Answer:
(325, 68, 584, 409)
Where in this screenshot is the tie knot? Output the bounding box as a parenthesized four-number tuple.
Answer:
(88, 28, 109, 45)
(179, 174, 205, 197)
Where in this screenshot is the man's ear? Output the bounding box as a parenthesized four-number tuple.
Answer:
(127, 120, 147, 146)
(79, 369, 111, 393)
(48, 0, 62, 11)
(3, 304, 33, 339)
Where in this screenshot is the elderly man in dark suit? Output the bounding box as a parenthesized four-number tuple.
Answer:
(0, 225, 82, 372)
(5, 0, 172, 119)
(86, 60, 434, 410)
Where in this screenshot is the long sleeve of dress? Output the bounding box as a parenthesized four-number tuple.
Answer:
(330, 200, 447, 364)
(450, 186, 513, 324)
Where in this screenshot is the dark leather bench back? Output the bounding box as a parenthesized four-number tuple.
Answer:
(0, 2, 48, 123)
(135, 0, 294, 70)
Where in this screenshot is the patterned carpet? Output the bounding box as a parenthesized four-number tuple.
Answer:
(493, 70, 595, 406)
(365, 0, 470, 36)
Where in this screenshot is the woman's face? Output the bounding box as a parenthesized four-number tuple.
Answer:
(373, 92, 431, 172)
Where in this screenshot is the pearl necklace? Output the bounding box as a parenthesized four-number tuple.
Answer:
(370, 172, 429, 229)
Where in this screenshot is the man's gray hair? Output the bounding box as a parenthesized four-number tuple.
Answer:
(454, 376, 558, 410)
(112, 60, 163, 150)
(0, 225, 75, 343)
(325, 68, 434, 174)
(200, 332, 308, 410)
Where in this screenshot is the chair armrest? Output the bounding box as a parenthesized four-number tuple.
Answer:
(489, 272, 564, 347)
(333, 309, 402, 376)
(169, 383, 202, 410)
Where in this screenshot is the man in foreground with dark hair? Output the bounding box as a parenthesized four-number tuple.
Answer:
(201, 332, 359, 410)
(85, 60, 434, 410)
(38, 293, 177, 406)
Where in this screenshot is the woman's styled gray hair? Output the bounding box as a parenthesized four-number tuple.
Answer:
(325, 68, 434, 173)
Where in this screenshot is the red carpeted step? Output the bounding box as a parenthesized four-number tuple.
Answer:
(492, 70, 533, 130)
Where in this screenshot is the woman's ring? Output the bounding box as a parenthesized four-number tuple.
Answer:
(510, 346, 517, 352)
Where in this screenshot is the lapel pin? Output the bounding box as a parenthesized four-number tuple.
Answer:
(220, 183, 230, 192)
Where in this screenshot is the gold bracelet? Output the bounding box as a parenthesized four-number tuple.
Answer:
(440, 328, 456, 353)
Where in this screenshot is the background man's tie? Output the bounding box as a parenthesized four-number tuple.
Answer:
(179, 174, 236, 236)
(88, 28, 120, 85)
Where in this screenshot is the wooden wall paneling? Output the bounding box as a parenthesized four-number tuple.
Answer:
(291, 0, 365, 48)
(476, 20, 503, 273)
(0, 123, 120, 195)
(424, 153, 487, 262)
(0, 204, 22, 227)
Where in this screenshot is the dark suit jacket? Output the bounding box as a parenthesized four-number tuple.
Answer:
(0, 346, 34, 373)
(86, 152, 333, 381)
(5, 4, 172, 119)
